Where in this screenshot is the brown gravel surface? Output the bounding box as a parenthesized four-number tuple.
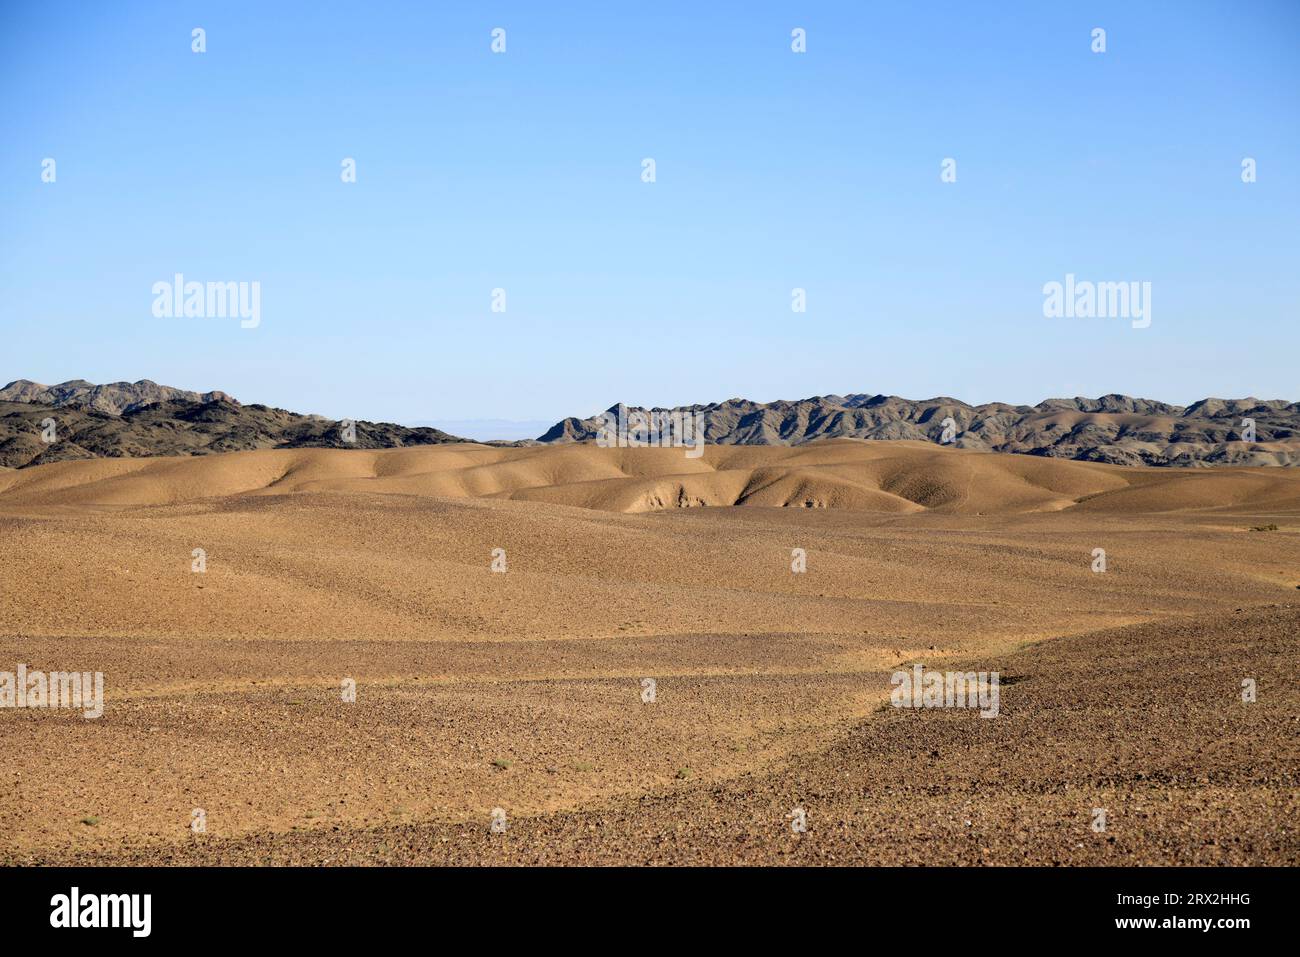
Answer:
(1, 442, 1297, 865)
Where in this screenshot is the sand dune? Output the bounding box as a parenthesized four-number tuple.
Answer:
(2, 440, 1297, 865)
(4, 439, 1300, 515)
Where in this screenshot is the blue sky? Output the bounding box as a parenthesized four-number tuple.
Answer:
(2, 0, 1297, 434)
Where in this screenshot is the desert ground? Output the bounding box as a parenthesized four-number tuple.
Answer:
(0, 439, 1296, 865)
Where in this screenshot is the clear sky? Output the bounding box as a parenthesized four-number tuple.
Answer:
(2, 0, 1297, 431)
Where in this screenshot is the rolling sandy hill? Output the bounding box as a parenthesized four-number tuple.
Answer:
(3, 440, 1300, 515)
(1, 441, 1296, 865)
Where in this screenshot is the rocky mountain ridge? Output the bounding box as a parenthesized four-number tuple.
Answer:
(538, 393, 1300, 467)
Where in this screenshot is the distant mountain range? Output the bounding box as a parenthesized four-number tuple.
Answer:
(3, 380, 1298, 469)
(0, 378, 234, 415)
(539, 394, 1300, 467)
(0, 379, 468, 469)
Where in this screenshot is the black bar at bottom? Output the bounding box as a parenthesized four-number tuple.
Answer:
(0, 865, 1281, 943)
